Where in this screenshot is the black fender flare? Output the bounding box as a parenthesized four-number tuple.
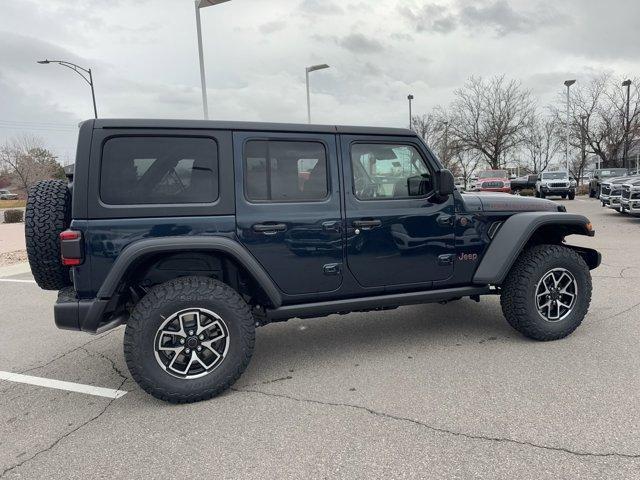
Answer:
(472, 212, 595, 285)
(96, 236, 282, 307)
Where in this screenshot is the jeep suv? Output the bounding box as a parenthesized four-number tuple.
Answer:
(535, 171, 575, 199)
(25, 119, 600, 403)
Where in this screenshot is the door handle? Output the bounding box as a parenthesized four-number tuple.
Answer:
(322, 221, 341, 233)
(437, 214, 454, 226)
(353, 219, 382, 230)
(252, 223, 287, 234)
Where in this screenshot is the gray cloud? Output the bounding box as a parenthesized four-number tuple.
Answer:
(338, 33, 384, 54)
(400, 1, 568, 37)
(259, 20, 287, 35)
(298, 0, 343, 16)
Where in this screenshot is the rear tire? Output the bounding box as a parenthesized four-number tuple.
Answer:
(124, 276, 255, 403)
(500, 245, 591, 341)
(25, 180, 72, 290)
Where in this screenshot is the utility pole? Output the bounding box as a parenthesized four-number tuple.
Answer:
(443, 120, 449, 166)
(564, 79, 576, 174)
(407, 95, 414, 130)
(37, 60, 98, 118)
(622, 79, 632, 170)
(580, 115, 587, 186)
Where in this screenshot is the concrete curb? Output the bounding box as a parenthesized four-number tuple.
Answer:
(0, 262, 31, 278)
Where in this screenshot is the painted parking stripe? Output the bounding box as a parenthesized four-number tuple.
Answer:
(0, 278, 37, 284)
(0, 371, 127, 399)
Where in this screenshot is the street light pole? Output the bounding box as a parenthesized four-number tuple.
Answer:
(443, 120, 449, 165)
(407, 94, 414, 130)
(580, 115, 587, 186)
(37, 60, 98, 118)
(305, 64, 330, 124)
(564, 79, 576, 173)
(622, 79, 632, 170)
(194, 0, 232, 120)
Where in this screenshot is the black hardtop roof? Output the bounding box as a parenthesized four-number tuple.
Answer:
(88, 119, 416, 137)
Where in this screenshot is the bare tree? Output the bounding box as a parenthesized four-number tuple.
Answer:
(552, 74, 640, 168)
(0, 134, 64, 193)
(448, 75, 535, 170)
(523, 114, 563, 173)
(453, 149, 481, 189)
(411, 113, 439, 145)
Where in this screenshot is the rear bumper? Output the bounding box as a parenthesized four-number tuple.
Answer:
(54, 288, 124, 334)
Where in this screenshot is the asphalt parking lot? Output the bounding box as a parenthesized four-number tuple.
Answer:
(1, 197, 639, 479)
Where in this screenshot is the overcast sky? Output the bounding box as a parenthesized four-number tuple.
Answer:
(1, 0, 638, 161)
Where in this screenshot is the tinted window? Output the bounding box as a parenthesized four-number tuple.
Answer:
(100, 137, 218, 205)
(244, 140, 328, 202)
(350, 143, 432, 200)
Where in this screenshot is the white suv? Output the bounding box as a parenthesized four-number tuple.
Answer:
(535, 171, 576, 200)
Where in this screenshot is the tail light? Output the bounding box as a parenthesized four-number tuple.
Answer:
(60, 230, 83, 266)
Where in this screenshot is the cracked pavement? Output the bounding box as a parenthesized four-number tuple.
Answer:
(1, 198, 640, 479)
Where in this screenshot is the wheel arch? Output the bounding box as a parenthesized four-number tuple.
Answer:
(97, 237, 282, 308)
(473, 212, 598, 286)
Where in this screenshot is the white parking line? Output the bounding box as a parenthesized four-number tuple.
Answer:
(0, 371, 127, 399)
(0, 278, 37, 284)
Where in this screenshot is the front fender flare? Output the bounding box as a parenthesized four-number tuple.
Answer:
(472, 212, 594, 285)
(96, 236, 282, 307)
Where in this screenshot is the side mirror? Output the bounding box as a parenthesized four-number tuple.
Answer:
(436, 169, 455, 196)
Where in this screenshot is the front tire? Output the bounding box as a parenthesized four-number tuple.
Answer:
(124, 276, 255, 403)
(568, 191, 575, 200)
(500, 245, 591, 341)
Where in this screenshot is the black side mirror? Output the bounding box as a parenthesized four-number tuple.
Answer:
(437, 169, 455, 196)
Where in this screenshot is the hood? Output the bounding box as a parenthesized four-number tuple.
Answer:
(461, 192, 562, 212)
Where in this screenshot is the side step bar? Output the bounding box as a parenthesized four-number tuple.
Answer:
(266, 286, 495, 321)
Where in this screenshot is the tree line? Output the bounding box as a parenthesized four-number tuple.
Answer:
(0, 135, 66, 195)
(412, 74, 640, 185)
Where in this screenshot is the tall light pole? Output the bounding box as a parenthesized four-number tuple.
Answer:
(622, 79, 632, 170)
(580, 114, 587, 185)
(407, 94, 414, 130)
(305, 64, 329, 124)
(564, 79, 576, 173)
(37, 60, 97, 118)
(194, 0, 231, 120)
(443, 120, 449, 165)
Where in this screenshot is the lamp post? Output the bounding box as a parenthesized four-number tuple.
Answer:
(564, 79, 576, 173)
(305, 64, 330, 124)
(443, 120, 449, 165)
(622, 79, 632, 170)
(37, 60, 97, 118)
(407, 94, 414, 130)
(194, 0, 231, 120)
(580, 115, 587, 186)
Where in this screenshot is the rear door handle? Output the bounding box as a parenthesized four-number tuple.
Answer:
(353, 219, 382, 230)
(252, 223, 287, 234)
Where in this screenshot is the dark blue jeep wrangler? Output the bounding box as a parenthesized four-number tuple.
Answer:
(25, 119, 600, 403)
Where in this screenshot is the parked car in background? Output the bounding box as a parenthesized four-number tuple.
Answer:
(535, 171, 575, 199)
(600, 176, 639, 211)
(454, 177, 466, 191)
(510, 174, 538, 194)
(589, 168, 628, 198)
(619, 178, 640, 215)
(0, 189, 19, 200)
(472, 170, 511, 193)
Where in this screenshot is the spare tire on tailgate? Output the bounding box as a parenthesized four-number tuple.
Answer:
(25, 180, 72, 290)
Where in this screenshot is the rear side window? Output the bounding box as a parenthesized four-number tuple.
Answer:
(100, 136, 218, 205)
(244, 140, 328, 202)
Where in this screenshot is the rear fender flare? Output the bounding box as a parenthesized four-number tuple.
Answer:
(97, 236, 282, 307)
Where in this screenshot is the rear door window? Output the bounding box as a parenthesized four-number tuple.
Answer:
(244, 140, 328, 202)
(100, 136, 218, 205)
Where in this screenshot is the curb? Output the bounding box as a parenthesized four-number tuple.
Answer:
(0, 262, 31, 278)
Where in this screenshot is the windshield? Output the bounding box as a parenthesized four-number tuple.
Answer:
(478, 170, 507, 179)
(599, 169, 627, 178)
(542, 172, 568, 180)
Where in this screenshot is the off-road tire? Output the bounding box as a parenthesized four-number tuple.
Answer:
(25, 180, 72, 290)
(124, 276, 255, 403)
(589, 189, 595, 198)
(568, 191, 575, 200)
(539, 190, 546, 198)
(561, 194, 567, 199)
(500, 244, 591, 341)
